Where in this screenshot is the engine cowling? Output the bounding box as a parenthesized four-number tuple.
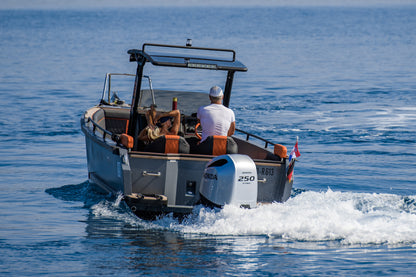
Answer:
(199, 154, 258, 208)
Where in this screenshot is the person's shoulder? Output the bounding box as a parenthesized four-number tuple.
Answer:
(223, 105, 234, 112)
(225, 106, 235, 118)
(197, 105, 205, 117)
(200, 104, 216, 111)
(197, 105, 205, 112)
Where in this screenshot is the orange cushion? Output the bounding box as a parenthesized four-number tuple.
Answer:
(164, 135, 179, 153)
(212, 135, 228, 156)
(274, 144, 287, 159)
(120, 134, 134, 149)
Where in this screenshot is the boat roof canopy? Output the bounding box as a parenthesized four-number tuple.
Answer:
(128, 43, 247, 72)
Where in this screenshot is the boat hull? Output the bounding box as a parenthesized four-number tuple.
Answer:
(81, 106, 293, 219)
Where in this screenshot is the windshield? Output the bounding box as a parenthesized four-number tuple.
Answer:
(101, 65, 229, 116)
(139, 65, 228, 115)
(139, 89, 208, 116)
(101, 73, 135, 106)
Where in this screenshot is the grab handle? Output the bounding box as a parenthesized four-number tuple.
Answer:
(142, 171, 161, 177)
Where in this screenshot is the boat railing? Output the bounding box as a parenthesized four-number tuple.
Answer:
(235, 128, 275, 149)
(86, 117, 115, 142)
(142, 42, 236, 62)
(86, 115, 276, 150)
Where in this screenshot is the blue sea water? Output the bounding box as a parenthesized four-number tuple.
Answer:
(1, 4, 416, 276)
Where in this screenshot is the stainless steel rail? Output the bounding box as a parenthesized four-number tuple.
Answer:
(101, 73, 135, 103)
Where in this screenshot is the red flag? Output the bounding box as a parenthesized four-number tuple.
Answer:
(289, 139, 301, 162)
(287, 138, 300, 182)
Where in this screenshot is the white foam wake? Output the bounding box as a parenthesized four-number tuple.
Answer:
(91, 189, 416, 245)
(165, 189, 416, 245)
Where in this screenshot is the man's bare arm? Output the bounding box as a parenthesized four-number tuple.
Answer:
(227, 121, 235, 137)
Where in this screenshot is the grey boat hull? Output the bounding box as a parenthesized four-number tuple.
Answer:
(81, 106, 293, 219)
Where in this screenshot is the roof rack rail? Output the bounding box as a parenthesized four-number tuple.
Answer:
(142, 43, 236, 62)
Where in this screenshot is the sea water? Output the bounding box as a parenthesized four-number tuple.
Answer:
(1, 4, 416, 276)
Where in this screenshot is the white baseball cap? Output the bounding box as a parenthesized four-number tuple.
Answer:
(209, 86, 223, 97)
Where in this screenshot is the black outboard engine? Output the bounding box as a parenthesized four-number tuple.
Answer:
(199, 154, 258, 208)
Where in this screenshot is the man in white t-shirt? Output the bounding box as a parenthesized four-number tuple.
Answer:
(197, 86, 236, 142)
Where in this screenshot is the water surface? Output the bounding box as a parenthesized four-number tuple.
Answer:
(1, 5, 416, 276)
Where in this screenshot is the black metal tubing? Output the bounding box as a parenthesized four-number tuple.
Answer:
(223, 71, 235, 108)
(142, 43, 236, 62)
(127, 54, 146, 150)
(128, 45, 247, 73)
(235, 128, 275, 149)
(88, 117, 114, 142)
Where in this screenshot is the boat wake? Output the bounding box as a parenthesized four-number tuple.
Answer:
(47, 182, 416, 246)
(164, 189, 416, 245)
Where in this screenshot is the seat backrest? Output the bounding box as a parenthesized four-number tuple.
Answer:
(103, 108, 130, 134)
(144, 135, 190, 154)
(197, 136, 238, 155)
(211, 135, 228, 156)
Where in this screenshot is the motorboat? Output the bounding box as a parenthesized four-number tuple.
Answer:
(81, 41, 297, 219)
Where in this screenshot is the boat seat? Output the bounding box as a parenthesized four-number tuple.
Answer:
(144, 135, 190, 154)
(105, 118, 129, 134)
(196, 136, 238, 156)
(103, 108, 130, 134)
